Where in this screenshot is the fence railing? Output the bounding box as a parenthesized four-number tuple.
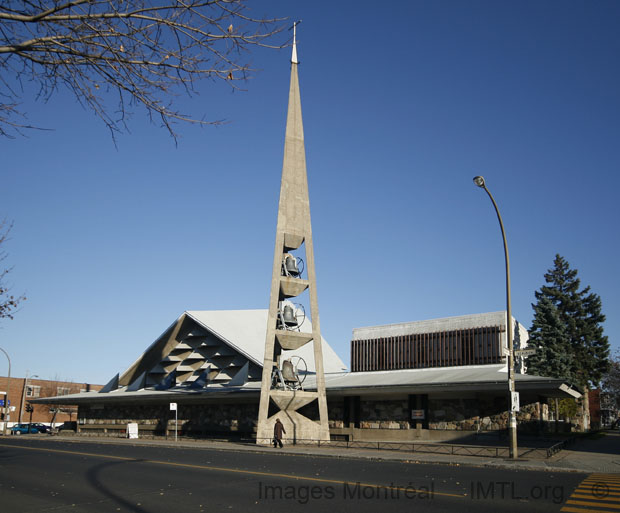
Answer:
(545, 435, 579, 458)
(253, 437, 558, 459)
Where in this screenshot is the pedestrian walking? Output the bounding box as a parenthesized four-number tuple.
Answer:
(273, 418, 285, 448)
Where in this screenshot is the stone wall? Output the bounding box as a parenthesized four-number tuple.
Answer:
(359, 399, 409, 429)
(326, 399, 411, 430)
(327, 401, 344, 429)
(428, 397, 544, 432)
(76, 394, 577, 438)
(78, 402, 258, 435)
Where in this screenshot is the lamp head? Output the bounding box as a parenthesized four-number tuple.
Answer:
(473, 176, 486, 188)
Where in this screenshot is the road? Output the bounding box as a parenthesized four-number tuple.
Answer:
(0, 437, 614, 512)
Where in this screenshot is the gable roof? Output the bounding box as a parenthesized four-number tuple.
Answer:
(114, 309, 347, 391)
(186, 310, 347, 373)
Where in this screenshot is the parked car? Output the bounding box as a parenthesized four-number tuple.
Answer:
(30, 423, 51, 434)
(10, 424, 40, 435)
(58, 421, 76, 432)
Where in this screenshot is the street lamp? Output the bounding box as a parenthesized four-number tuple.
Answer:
(473, 175, 518, 459)
(0, 347, 10, 436)
(19, 371, 38, 424)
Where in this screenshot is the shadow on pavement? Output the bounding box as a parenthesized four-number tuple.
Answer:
(561, 431, 620, 455)
(86, 459, 152, 513)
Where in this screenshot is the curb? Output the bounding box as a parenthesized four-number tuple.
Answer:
(8, 434, 598, 474)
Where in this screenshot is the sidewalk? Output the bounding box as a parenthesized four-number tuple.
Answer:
(8, 430, 620, 474)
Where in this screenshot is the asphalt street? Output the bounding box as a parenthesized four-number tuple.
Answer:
(0, 437, 606, 512)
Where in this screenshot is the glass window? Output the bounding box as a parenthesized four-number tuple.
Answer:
(26, 385, 41, 398)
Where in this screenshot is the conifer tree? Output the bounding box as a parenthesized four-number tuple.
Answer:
(527, 296, 572, 380)
(528, 254, 609, 389)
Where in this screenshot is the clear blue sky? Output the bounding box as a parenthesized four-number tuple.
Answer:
(1, 1, 618, 385)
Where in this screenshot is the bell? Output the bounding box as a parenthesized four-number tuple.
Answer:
(282, 304, 297, 327)
(285, 255, 300, 277)
(281, 359, 297, 382)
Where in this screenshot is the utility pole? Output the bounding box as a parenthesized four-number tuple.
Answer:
(473, 176, 518, 459)
(0, 347, 10, 436)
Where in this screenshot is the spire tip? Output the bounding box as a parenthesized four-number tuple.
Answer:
(291, 20, 302, 64)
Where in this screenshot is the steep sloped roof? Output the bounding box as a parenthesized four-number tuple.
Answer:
(186, 310, 347, 373)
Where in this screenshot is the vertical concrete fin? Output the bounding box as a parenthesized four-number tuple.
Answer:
(228, 361, 249, 387)
(190, 368, 209, 389)
(126, 371, 146, 392)
(99, 373, 119, 393)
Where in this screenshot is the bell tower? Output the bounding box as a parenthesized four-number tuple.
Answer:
(256, 23, 330, 444)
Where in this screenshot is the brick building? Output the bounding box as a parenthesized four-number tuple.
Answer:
(1, 376, 102, 430)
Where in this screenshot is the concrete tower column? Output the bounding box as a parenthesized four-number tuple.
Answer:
(257, 24, 330, 445)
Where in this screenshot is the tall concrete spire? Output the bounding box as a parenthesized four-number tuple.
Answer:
(256, 28, 330, 444)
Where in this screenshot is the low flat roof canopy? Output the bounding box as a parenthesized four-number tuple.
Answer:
(33, 365, 580, 406)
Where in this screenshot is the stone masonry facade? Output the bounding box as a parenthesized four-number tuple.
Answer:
(76, 395, 584, 437)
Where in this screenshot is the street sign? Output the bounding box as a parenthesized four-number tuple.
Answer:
(0, 399, 10, 407)
(170, 403, 178, 442)
(511, 392, 520, 412)
(514, 348, 537, 357)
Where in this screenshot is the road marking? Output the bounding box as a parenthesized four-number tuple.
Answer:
(576, 488, 620, 496)
(0, 442, 465, 499)
(562, 509, 618, 513)
(572, 495, 620, 502)
(562, 474, 620, 513)
(566, 500, 620, 509)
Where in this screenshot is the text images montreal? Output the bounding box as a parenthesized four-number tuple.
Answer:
(258, 481, 435, 504)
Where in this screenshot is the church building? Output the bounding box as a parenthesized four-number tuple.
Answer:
(33, 33, 581, 443)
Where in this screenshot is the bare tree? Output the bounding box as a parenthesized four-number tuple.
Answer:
(0, 1, 286, 140)
(0, 220, 26, 320)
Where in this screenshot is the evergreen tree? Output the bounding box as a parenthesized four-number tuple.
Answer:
(527, 296, 572, 380)
(528, 254, 609, 389)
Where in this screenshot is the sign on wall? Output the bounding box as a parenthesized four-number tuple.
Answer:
(127, 423, 139, 439)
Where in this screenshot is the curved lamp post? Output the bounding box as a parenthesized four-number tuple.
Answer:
(0, 347, 10, 436)
(473, 175, 518, 459)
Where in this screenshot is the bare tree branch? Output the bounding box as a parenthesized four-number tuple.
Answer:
(0, 1, 287, 141)
(0, 219, 26, 320)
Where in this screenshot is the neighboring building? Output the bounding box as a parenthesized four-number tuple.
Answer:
(0, 376, 102, 430)
(600, 389, 619, 427)
(32, 310, 580, 441)
(589, 389, 602, 429)
(351, 311, 529, 372)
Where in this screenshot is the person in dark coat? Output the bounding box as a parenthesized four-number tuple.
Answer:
(273, 418, 285, 448)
